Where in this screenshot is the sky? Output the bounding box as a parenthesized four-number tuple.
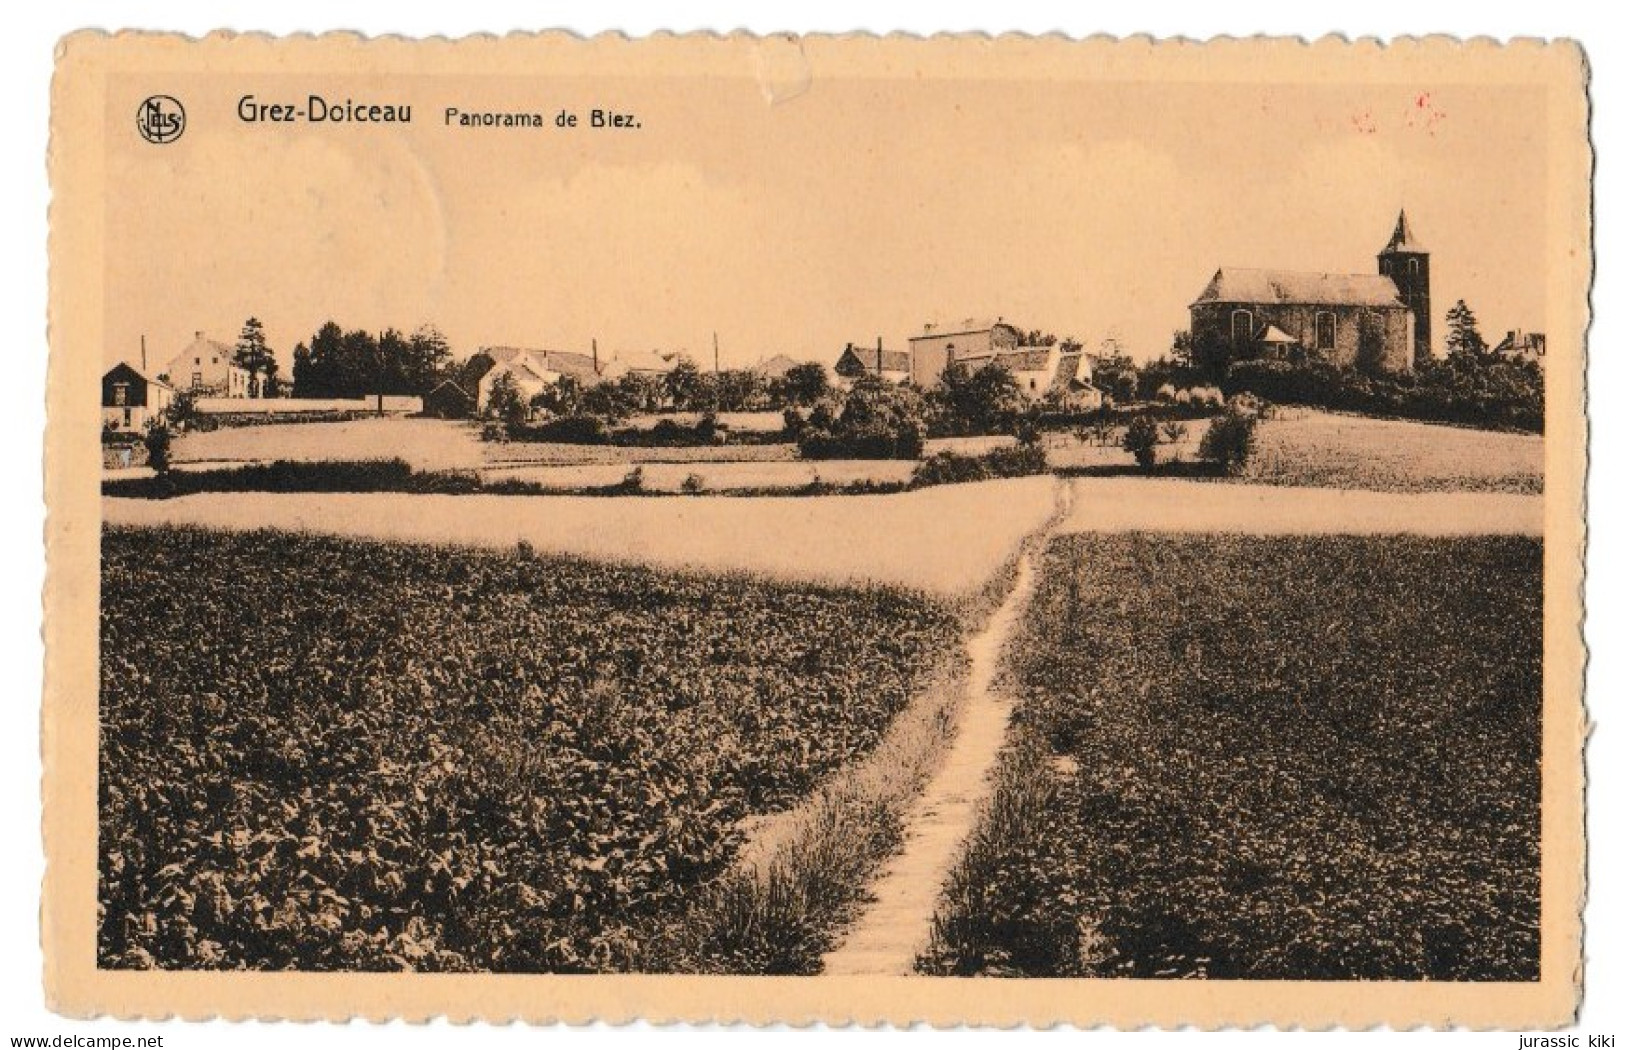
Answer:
(102, 68, 1549, 373)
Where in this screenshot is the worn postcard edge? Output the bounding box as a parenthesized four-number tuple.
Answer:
(42, 30, 1593, 1028)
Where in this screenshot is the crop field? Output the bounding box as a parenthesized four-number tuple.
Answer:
(920, 532, 1542, 980)
(99, 526, 964, 972)
(482, 459, 918, 493)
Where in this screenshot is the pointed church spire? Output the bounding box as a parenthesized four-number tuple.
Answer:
(1383, 209, 1425, 253)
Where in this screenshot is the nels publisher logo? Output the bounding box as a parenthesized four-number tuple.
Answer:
(136, 95, 185, 144)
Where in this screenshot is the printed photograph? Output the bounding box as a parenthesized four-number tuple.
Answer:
(56, 35, 1580, 1012)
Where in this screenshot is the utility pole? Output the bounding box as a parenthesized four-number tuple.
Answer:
(140, 334, 147, 373)
(713, 331, 720, 373)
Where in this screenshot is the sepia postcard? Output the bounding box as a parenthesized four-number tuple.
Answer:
(45, 31, 1589, 1027)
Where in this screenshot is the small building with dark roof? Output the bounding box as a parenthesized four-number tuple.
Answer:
(102, 362, 173, 431)
(834, 340, 911, 386)
(423, 378, 475, 419)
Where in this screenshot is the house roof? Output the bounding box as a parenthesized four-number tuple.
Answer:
(1382, 210, 1426, 254)
(996, 347, 1055, 372)
(616, 349, 683, 374)
(1192, 268, 1406, 309)
(837, 344, 911, 374)
(105, 361, 172, 390)
(757, 353, 802, 378)
(1257, 324, 1300, 344)
(1049, 353, 1098, 396)
(912, 318, 1020, 341)
(482, 347, 605, 383)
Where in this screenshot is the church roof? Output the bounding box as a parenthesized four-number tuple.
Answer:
(1192, 268, 1406, 309)
(1382, 209, 1426, 254)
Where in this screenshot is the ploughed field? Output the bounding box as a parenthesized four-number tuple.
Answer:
(920, 532, 1542, 980)
(99, 526, 963, 972)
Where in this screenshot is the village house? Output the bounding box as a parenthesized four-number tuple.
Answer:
(834, 340, 911, 387)
(907, 318, 1023, 389)
(1494, 329, 1547, 369)
(423, 378, 475, 419)
(102, 362, 173, 431)
(1188, 211, 1430, 373)
(159, 331, 253, 397)
(755, 353, 803, 380)
(474, 346, 610, 414)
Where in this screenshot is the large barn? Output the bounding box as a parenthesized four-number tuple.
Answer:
(1188, 211, 1432, 372)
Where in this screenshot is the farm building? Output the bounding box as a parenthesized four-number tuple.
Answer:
(159, 331, 252, 397)
(1495, 329, 1547, 369)
(834, 341, 911, 386)
(1188, 211, 1429, 372)
(606, 348, 686, 379)
(908, 318, 1024, 389)
(102, 362, 173, 431)
(423, 379, 475, 418)
(475, 346, 609, 414)
(755, 353, 803, 379)
(1049, 352, 1103, 411)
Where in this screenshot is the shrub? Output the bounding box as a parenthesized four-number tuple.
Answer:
(681, 473, 707, 495)
(142, 425, 173, 474)
(618, 466, 645, 494)
(1199, 406, 1259, 473)
(1121, 415, 1159, 473)
(1224, 357, 1543, 433)
(513, 414, 612, 445)
(797, 378, 927, 461)
(911, 444, 1049, 488)
(781, 407, 807, 439)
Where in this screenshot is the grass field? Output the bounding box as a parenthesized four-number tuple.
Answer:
(1046, 410, 1542, 494)
(104, 477, 1060, 596)
(1244, 409, 1544, 494)
(919, 532, 1542, 980)
(99, 526, 965, 972)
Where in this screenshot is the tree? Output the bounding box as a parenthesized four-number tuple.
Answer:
(1090, 347, 1140, 404)
(1122, 414, 1159, 472)
(933, 360, 1024, 435)
(1445, 299, 1490, 360)
(799, 376, 927, 460)
(1199, 405, 1259, 473)
(779, 362, 830, 406)
(404, 325, 453, 393)
(143, 422, 172, 473)
(233, 317, 279, 398)
(533, 373, 584, 417)
(664, 360, 706, 411)
(484, 371, 527, 428)
(713, 368, 767, 412)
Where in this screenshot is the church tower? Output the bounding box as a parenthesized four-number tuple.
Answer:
(1378, 210, 1432, 361)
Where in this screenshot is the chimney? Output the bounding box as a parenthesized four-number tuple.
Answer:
(876, 336, 884, 374)
(592, 337, 599, 373)
(195, 330, 204, 341)
(140, 334, 147, 373)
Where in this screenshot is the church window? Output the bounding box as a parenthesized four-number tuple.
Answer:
(1316, 312, 1337, 350)
(1407, 258, 1419, 275)
(1230, 309, 1253, 344)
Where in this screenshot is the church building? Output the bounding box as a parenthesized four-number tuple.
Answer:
(1188, 211, 1432, 372)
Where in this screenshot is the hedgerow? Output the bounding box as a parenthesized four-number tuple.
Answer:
(99, 526, 961, 972)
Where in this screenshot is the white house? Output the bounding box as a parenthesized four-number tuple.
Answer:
(160, 331, 252, 397)
(475, 346, 608, 414)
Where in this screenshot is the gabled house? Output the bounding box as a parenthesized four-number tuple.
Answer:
(1494, 330, 1547, 369)
(756, 353, 802, 380)
(160, 331, 252, 397)
(102, 362, 174, 431)
(1048, 352, 1103, 411)
(834, 340, 911, 386)
(474, 346, 610, 414)
(423, 378, 475, 419)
